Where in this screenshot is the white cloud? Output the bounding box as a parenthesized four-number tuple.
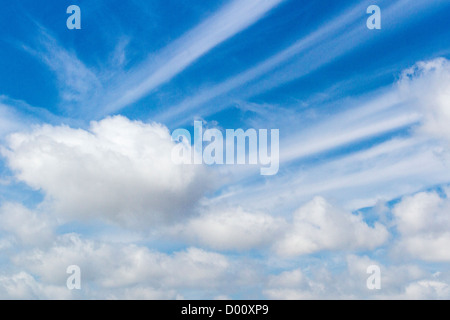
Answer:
(6, 233, 259, 299)
(157, 0, 438, 125)
(392, 189, 450, 262)
(399, 58, 450, 141)
(156, 1, 369, 123)
(345, 255, 450, 300)
(106, 287, 182, 300)
(264, 254, 450, 299)
(23, 30, 101, 106)
(399, 280, 450, 300)
(264, 262, 347, 300)
(0, 103, 26, 139)
(173, 197, 388, 255)
(2, 116, 210, 228)
(264, 268, 320, 299)
(267, 268, 304, 288)
(102, 0, 284, 115)
(273, 197, 388, 257)
(0, 272, 72, 300)
(0, 202, 54, 246)
(0, 238, 12, 251)
(172, 207, 285, 251)
(264, 288, 315, 300)
(213, 58, 450, 215)
(401, 280, 450, 300)
(13, 234, 231, 290)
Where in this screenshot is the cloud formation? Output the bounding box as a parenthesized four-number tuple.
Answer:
(173, 197, 388, 255)
(0, 202, 54, 246)
(400, 58, 450, 141)
(393, 189, 450, 261)
(273, 197, 388, 256)
(172, 207, 285, 251)
(2, 116, 210, 228)
(264, 254, 450, 299)
(5, 233, 258, 299)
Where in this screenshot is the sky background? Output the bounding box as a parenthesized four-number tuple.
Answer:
(0, 0, 450, 299)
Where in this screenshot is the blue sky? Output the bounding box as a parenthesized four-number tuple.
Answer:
(0, 0, 450, 299)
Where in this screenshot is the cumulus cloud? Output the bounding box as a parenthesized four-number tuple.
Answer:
(0, 203, 54, 246)
(264, 268, 320, 300)
(0, 272, 72, 300)
(399, 280, 449, 299)
(264, 254, 450, 300)
(392, 189, 450, 262)
(2, 116, 210, 228)
(171, 197, 388, 255)
(0, 270, 183, 300)
(172, 207, 285, 251)
(273, 197, 388, 257)
(107, 287, 182, 300)
(1, 58, 449, 299)
(12, 234, 237, 294)
(399, 57, 450, 141)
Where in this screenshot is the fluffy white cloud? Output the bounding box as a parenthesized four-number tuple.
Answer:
(171, 198, 388, 255)
(264, 254, 450, 299)
(400, 280, 449, 299)
(172, 207, 285, 251)
(2, 116, 210, 228)
(0, 202, 54, 246)
(0, 270, 184, 300)
(264, 268, 319, 299)
(106, 287, 182, 300)
(1, 58, 449, 299)
(399, 57, 450, 141)
(0, 272, 72, 300)
(273, 197, 388, 257)
(12, 234, 238, 293)
(392, 189, 450, 261)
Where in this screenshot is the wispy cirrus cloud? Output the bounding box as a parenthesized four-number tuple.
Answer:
(98, 0, 285, 116)
(21, 29, 101, 114)
(208, 57, 450, 212)
(19, 0, 285, 119)
(155, 0, 446, 125)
